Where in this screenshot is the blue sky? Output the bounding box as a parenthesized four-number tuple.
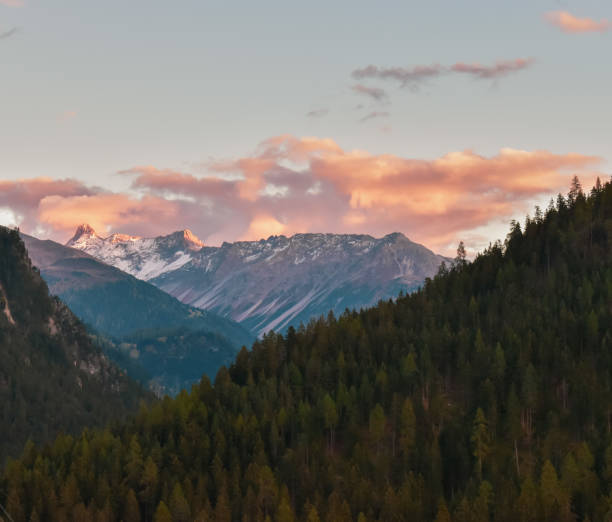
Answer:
(0, 0, 610, 253)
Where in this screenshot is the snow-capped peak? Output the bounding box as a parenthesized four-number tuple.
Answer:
(66, 226, 205, 280)
(108, 233, 141, 243)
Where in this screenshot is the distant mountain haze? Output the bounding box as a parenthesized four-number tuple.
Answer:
(68, 225, 450, 336)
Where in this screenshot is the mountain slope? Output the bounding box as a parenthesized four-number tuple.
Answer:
(153, 232, 449, 335)
(21, 234, 254, 393)
(69, 227, 449, 336)
(0, 226, 149, 463)
(23, 233, 251, 343)
(7, 182, 612, 520)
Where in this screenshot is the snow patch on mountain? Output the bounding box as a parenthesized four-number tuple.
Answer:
(67, 224, 204, 280)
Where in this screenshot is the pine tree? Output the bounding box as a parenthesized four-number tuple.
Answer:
(214, 487, 231, 522)
(275, 490, 295, 522)
(540, 460, 561, 521)
(140, 456, 159, 518)
(169, 483, 191, 522)
(455, 241, 467, 266)
(569, 175, 583, 201)
(153, 501, 173, 522)
(123, 489, 141, 522)
(321, 394, 338, 452)
(453, 496, 471, 522)
(517, 477, 538, 522)
(305, 504, 321, 522)
(369, 403, 386, 454)
(471, 408, 489, 478)
(472, 481, 492, 522)
(434, 498, 451, 522)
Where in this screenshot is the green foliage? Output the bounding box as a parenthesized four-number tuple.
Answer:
(153, 501, 172, 522)
(471, 408, 489, 478)
(5, 179, 612, 520)
(0, 227, 149, 464)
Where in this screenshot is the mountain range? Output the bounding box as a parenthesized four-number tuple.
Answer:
(68, 226, 450, 336)
(21, 233, 253, 394)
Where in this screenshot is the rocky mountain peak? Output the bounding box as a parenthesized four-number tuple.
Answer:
(69, 224, 98, 244)
(158, 229, 204, 251)
(181, 229, 204, 249)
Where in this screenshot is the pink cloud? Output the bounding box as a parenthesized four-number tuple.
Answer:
(351, 84, 388, 102)
(0, 0, 24, 7)
(37, 193, 192, 238)
(450, 59, 535, 79)
(0, 177, 96, 232)
(120, 138, 601, 252)
(1, 137, 602, 253)
(545, 11, 610, 33)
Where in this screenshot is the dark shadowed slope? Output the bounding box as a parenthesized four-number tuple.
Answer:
(22, 233, 253, 344)
(21, 233, 254, 394)
(0, 226, 150, 463)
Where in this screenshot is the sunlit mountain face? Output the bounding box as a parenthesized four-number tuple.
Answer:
(68, 225, 450, 336)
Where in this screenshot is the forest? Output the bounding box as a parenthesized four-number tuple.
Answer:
(3, 176, 612, 521)
(0, 227, 149, 465)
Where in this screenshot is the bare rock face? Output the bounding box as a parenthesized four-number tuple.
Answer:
(69, 226, 450, 337)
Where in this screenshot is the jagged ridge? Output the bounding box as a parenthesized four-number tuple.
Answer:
(67, 224, 205, 280)
(69, 227, 450, 336)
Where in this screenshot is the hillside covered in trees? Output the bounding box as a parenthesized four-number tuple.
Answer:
(0, 227, 150, 465)
(3, 177, 612, 521)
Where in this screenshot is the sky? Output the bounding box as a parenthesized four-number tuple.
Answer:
(0, 0, 610, 255)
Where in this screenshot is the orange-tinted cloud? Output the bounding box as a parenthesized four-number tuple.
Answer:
(545, 11, 610, 33)
(450, 59, 535, 79)
(37, 193, 193, 238)
(0, 177, 96, 232)
(121, 137, 601, 252)
(60, 110, 77, 121)
(352, 84, 388, 102)
(0, 137, 602, 253)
